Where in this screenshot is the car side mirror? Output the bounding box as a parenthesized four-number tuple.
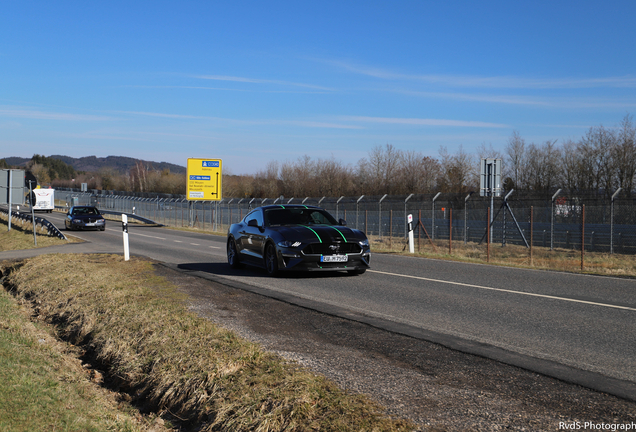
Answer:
(339, 218, 347, 226)
(247, 219, 259, 228)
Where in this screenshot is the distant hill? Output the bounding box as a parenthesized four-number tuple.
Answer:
(1, 155, 186, 174)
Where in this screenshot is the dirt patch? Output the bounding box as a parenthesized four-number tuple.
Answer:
(153, 264, 636, 431)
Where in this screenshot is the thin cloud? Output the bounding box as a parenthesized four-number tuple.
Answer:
(318, 59, 636, 89)
(393, 90, 636, 109)
(0, 106, 115, 121)
(193, 74, 335, 91)
(340, 116, 508, 128)
(118, 110, 361, 129)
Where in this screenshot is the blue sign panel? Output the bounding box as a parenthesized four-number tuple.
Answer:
(189, 175, 211, 181)
(202, 161, 220, 168)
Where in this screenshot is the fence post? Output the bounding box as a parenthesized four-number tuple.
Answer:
(530, 206, 533, 266)
(487, 207, 490, 263)
(581, 204, 585, 271)
(551, 189, 561, 251)
(356, 195, 364, 231)
(464, 192, 473, 244)
(432, 192, 441, 240)
(610, 188, 622, 254)
(389, 210, 393, 250)
(449, 208, 452, 255)
(418, 209, 422, 252)
(379, 194, 388, 238)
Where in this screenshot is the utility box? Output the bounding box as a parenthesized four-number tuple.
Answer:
(30, 188, 55, 212)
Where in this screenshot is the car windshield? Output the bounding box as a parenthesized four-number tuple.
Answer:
(74, 207, 99, 215)
(264, 208, 338, 227)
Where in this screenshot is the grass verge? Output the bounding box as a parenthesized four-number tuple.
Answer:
(0, 283, 153, 431)
(0, 212, 78, 251)
(0, 254, 414, 431)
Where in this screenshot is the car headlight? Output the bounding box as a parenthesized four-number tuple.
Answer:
(73, 219, 82, 223)
(359, 239, 370, 248)
(278, 240, 302, 248)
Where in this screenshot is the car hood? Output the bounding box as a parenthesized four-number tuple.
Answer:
(271, 225, 366, 243)
(71, 214, 104, 219)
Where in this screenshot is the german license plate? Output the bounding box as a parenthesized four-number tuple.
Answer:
(321, 255, 348, 263)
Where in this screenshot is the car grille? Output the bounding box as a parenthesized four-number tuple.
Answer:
(302, 242, 362, 255)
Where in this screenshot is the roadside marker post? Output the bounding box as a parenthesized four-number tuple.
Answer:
(407, 214, 415, 254)
(122, 214, 130, 261)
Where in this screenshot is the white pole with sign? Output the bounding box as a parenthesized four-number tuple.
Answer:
(122, 214, 130, 261)
(407, 214, 415, 253)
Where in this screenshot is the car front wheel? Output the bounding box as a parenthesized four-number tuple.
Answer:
(264, 243, 279, 276)
(227, 238, 241, 268)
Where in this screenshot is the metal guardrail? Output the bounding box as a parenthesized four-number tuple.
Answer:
(0, 206, 66, 240)
(99, 210, 161, 226)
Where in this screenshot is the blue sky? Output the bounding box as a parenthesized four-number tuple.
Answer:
(1, 1, 635, 174)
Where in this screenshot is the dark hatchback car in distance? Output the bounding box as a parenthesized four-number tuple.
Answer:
(65, 206, 106, 231)
(227, 204, 370, 276)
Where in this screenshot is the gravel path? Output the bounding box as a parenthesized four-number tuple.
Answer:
(154, 264, 636, 431)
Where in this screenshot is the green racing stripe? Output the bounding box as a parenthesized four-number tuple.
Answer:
(328, 226, 347, 242)
(301, 225, 322, 243)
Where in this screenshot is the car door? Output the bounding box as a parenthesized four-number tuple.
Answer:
(238, 210, 266, 262)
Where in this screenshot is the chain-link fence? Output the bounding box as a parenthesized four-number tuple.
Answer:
(55, 188, 636, 256)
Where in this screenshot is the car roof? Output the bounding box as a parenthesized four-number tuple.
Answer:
(260, 204, 322, 210)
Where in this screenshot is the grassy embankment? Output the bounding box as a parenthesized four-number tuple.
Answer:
(0, 212, 80, 251)
(0, 224, 414, 431)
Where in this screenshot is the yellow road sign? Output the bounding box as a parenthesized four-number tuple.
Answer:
(186, 158, 222, 201)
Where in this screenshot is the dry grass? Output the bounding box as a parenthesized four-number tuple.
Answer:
(1, 254, 414, 431)
(369, 235, 636, 277)
(0, 284, 154, 431)
(0, 212, 77, 251)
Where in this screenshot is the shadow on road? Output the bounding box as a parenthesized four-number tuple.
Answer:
(177, 262, 357, 279)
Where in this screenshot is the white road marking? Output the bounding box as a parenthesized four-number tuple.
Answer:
(209, 246, 220, 249)
(368, 269, 636, 312)
(128, 232, 166, 240)
(190, 243, 200, 246)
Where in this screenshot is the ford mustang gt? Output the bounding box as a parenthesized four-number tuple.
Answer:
(226, 204, 370, 276)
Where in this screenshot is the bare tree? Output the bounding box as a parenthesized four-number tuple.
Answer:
(504, 130, 526, 190)
(525, 140, 560, 192)
(613, 114, 636, 196)
(579, 125, 616, 195)
(394, 151, 441, 194)
(558, 139, 581, 192)
(358, 144, 403, 195)
(437, 146, 474, 193)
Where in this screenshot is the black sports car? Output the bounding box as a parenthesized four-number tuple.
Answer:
(65, 206, 106, 231)
(227, 204, 370, 276)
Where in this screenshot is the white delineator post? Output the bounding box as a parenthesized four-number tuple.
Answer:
(122, 214, 130, 261)
(407, 214, 414, 254)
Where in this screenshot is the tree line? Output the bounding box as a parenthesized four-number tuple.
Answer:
(2, 114, 633, 198)
(226, 114, 635, 199)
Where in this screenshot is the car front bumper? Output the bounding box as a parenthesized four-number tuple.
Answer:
(277, 247, 371, 272)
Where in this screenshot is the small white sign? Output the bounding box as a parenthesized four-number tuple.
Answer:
(189, 191, 204, 199)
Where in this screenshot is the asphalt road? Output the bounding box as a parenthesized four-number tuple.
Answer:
(8, 211, 636, 399)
